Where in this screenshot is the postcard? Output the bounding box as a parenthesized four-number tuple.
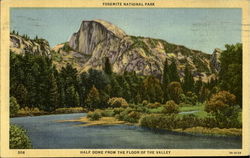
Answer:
(0, 0, 250, 157)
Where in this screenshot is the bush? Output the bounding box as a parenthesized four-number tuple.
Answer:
(178, 114, 201, 130)
(87, 111, 102, 121)
(113, 107, 125, 115)
(107, 97, 129, 108)
(205, 91, 241, 128)
(55, 107, 85, 114)
(140, 114, 179, 130)
(18, 107, 45, 116)
(9, 124, 32, 149)
(162, 100, 179, 114)
(200, 116, 218, 128)
(168, 82, 183, 104)
(180, 92, 198, 105)
(115, 108, 141, 123)
(179, 102, 193, 107)
(142, 100, 149, 106)
(10, 97, 20, 117)
(205, 91, 236, 113)
(147, 102, 161, 109)
(101, 109, 114, 117)
(131, 104, 149, 113)
(61, 42, 73, 52)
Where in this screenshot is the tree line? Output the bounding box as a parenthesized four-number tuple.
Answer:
(10, 43, 242, 112)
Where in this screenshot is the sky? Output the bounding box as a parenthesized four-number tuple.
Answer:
(10, 8, 241, 53)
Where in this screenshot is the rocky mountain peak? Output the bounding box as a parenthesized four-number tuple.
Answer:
(210, 48, 222, 72)
(10, 34, 51, 56)
(93, 19, 127, 38)
(69, 20, 127, 55)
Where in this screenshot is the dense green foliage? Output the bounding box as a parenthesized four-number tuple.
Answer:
(162, 59, 170, 102)
(10, 41, 242, 133)
(183, 65, 194, 92)
(9, 124, 32, 149)
(107, 97, 129, 108)
(10, 97, 20, 117)
(205, 91, 241, 128)
(162, 100, 179, 114)
(219, 43, 242, 106)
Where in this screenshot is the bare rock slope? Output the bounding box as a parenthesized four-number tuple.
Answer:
(10, 34, 51, 56)
(66, 19, 218, 80)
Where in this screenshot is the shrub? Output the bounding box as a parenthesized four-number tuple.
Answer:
(54, 107, 85, 114)
(87, 111, 101, 121)
(107, 97, 129, 108)
(115, 108, 142, 123)
(180, 92, 198, 106)
(10, 97, 20, 117)
(205, 91, 241, 128)
(132, 104, 149, 113)
(17, 107, 45, 116)
(140, 114, 179, 130)
(115, 107, 133, 120)
(101, 109, 114, 117)
(179, 102, 192, 107)
(205, 91, 236, 113)
(61, 42, 73, 52)
(142, 100, 149, 106)
(113, 107, 125, 115)
(200, 116, 218, 128)
(168, 82, 183, 104)
(9, 124, 32, 149)
(162, 100, 179, 114)
(178, 114, 201, 130)
(126, 111, 141, 123)
(147, 102, 161, 109)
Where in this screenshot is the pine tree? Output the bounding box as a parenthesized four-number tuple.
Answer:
(142, 76, 163, 103)
(122, 79, 131, 102)
(26, 73, 37, 108)
(85, 85, 101, 110)
(162, 58, 170, 102)
(194, 76, 203, 96)
(15, 84, 28, 108)
(48, 74, 59, 111)
(183, 65, 194, 92)
(65, 85, 80, 107)
(104, 57, 112, 75)
(219, 43, 242, 106)
(111, 77, 123, 97)
(199, 86, 210, 102)
(169, 61, 180, 82)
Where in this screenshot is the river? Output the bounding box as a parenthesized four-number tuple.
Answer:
(10, 113, 242, 149)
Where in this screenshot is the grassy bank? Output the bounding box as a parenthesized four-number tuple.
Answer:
(173, 127, 242, 137)
(58, 116, 128, 127)
(59, 115, 242, 137)
(15, 107, 86, 117)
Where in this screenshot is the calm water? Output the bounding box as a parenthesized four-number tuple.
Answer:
(11, 113, 242, 149)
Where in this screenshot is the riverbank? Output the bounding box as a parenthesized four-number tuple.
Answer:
(14, 107, 87, 117)
(173, 127, 242, 137)
(57, 116, 134, 126)
(59, 115, 242, 137)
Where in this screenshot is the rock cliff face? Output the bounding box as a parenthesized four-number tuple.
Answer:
(69, 20, 126, 55)
(210, 48, 222, 72)
(10, 34, 51, 56)
(10, 19, 221, 81)
(66, 19, 217, 80)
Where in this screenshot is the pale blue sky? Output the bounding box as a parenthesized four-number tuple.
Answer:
(10, 8, 241, 53)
